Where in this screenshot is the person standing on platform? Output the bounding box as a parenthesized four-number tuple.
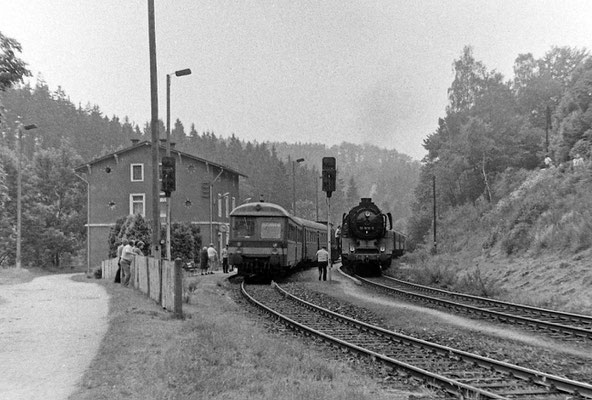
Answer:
(114, 239, 126, 283)
(315, 246, 329, 281)
(207, 243, 218, 274)
(200, 246, 208, 275)
(120, 239, 135, 287)
(221, 245, 229, 273)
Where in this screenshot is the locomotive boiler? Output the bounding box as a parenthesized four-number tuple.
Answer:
(339, 198, 406, 276)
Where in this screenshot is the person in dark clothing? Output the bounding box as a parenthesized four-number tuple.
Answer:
(114, 239, 127, 283)
(221, 245, 229, 273)
(200, 246, 209, 275)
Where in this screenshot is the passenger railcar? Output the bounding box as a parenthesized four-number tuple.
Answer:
(229, 201, 329, 278)
(340, 198, 406, 276)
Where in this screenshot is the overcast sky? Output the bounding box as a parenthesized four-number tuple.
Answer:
(2, 1, 592, 160)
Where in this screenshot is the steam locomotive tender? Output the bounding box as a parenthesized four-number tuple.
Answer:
(229, 201, 329, 279)
(340, 198, 406, 276)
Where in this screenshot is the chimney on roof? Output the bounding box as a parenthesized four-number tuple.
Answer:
(131, 138, 140, 145)
(159, 139, 176, 149)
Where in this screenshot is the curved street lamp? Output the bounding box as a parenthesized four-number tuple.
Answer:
(165, 68, 192, 260)
(16, 123, 38, 268)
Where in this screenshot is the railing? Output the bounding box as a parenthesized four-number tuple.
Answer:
(101, 256, 183, 317)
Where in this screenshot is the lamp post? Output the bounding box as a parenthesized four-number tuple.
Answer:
(292, 158, 305, 216)
(16, 123, 38, 269)
(165, 68, 191, 260)
(74, 174, 90, 275)
(217, 192, 230, 252)
(209, 169, 224, 247)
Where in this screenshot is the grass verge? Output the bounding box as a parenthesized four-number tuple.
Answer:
(68, 273, 411, 400)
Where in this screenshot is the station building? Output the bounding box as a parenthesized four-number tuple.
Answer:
(75, 139, 246, 268)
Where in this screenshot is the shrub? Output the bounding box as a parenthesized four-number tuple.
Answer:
(501, 222, 531, 255)
(454, 267, 503, 298)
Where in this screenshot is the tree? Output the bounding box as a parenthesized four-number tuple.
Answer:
(0, 32, 31, 91)
(345, 176, 360, 209)
(26, 145, 86, 267)
(447, 46, 489, 114)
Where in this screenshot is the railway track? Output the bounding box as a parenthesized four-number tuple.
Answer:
(241, 282, 592, 399)
(354, 275, 592, 342)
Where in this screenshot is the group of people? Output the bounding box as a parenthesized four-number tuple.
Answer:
(199, 244, 230, 275)
(544, 153, 586, 171)
(115, 238, 145, 287)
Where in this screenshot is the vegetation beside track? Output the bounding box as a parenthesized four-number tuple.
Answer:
(63, 272, 417, 400)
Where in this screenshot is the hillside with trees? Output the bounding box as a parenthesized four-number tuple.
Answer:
(400, 46, 592, 314)
(409, 45, 592, 249)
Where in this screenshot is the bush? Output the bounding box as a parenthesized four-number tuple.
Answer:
(93, 267, 102, 279)
(454, 267, 503, 298)
(501, 222, 532, 255)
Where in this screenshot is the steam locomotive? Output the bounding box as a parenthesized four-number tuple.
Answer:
(339, 198, 406, 276)
(228, 201, 330, 279)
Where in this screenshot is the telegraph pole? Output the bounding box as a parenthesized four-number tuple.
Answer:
(433, 175, 437, 254)
(148, 0, 161, 259)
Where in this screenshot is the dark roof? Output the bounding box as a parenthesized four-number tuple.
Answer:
(74, 140, 247, 177)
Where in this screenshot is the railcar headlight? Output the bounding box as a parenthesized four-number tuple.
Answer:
(380, 245, 386, 252)
(349, 245, 355, 252)
(272, 243, 278, 248)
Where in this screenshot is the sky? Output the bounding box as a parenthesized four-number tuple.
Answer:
(2, 1, 592, 160)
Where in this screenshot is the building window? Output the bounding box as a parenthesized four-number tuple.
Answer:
(232, 197, 236, 213)
(130, 193, 145, 216)
(131, 164, 144, 182)
(218, 194, 222, 218)
(225, 196, 230, 218)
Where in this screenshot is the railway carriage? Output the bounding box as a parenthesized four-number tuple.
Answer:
(229, 201, 329, 278)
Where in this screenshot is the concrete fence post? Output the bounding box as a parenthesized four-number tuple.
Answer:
(174, 258, 183, 318)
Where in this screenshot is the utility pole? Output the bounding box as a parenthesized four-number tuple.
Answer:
(148, 0, 161, 259)
(433, 175, 437, 254)
(545, 105, 551, 154)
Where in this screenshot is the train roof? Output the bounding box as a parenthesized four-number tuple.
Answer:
(230, 202, 326, 230)
(230, 202, 291, 217)
(293, 216, 327, 231)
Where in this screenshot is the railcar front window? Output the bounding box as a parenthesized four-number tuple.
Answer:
(232, 217, 256, 238)
(261, 222, 282, 239)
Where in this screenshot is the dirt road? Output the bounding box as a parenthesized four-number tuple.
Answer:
(0, 273, 110, 400)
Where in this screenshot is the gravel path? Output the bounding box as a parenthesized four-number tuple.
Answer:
(0, 274, 110, 400)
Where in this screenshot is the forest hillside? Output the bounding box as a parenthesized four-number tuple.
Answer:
(401, 163, 592, 315)
(400, 45, 592, 316)
(0, 80, 419, 267)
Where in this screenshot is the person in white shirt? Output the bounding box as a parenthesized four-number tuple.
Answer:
(315, 246, 329, 281)
(120, 239, 136, 287)
(207, 244, 218, 273)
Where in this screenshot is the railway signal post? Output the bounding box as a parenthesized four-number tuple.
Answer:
(322, 157, 336, 281)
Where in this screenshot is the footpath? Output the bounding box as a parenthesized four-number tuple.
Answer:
(0, 274, 110, 400)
